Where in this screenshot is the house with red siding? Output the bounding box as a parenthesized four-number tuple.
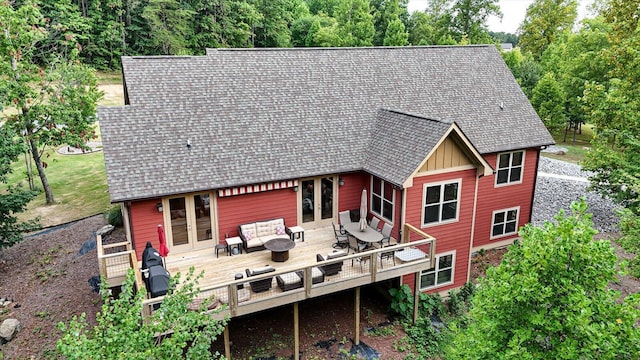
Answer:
(99, 46, 553, 302)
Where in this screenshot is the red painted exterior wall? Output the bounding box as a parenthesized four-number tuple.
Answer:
(403, 168, 478, 294)
(217, 188, 297, 240)
(472, 148, 539, 248)
(129, 199, 164, 260)
(337, 172, 368, 212)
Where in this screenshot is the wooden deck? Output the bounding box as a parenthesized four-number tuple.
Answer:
(139, 225, 436, 319)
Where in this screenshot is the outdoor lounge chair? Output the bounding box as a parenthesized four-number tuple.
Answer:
(296, 267, 325, 285)
(246, 265, 276, 293)
(276, 272, 303, 291)
(316, 250, 347, 276)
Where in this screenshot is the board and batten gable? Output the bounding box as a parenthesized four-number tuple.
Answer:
(216, 188, 297, 241)
(128, 199, 164, 261)
(471, 148, 540, 251)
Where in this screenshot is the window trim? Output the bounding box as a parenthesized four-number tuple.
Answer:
(419, 251, 456, 290)
(490, 206, 520, 240)
(421, 179, 462, 227)
(494, 150, 525, 187)
(370, 176, 395, 223)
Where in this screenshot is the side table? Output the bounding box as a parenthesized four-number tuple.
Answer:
(287, 226, 305, 242)
(225, 236, 243, 256)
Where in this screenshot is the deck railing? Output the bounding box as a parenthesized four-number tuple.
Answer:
(140, 237, 435, 319)
(96, 234, 139, 288)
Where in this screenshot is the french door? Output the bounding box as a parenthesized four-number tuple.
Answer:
(164, 193, 215, 253)
(299, 176, 336, 228)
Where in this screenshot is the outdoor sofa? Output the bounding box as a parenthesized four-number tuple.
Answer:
(239, 218, 288, 253)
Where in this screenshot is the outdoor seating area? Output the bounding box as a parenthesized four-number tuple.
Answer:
(137, 224, 435, 319)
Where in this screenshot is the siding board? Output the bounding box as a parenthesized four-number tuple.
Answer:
(130, 199, 164, 260)
(403, 168, 476, 293)
(472, 148, 538, 249)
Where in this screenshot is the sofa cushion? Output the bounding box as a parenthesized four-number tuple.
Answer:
(256, 221, 273, 237)
(249, 265, 275, 276)
(246, 238, 263, 248)
(327, 250, 347, 259)
(240, 223, 257, 239)
(270, 219, 285, 233)
(278, 272, 301, 285)
(261, 234, 282, 243)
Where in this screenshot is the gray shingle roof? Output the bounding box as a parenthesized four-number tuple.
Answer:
(99, 46, 554, 202)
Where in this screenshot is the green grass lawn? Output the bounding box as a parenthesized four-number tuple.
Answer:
(542, 123, 594, 164)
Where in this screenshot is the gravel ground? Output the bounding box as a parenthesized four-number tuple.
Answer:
(533, 156, 621, 233)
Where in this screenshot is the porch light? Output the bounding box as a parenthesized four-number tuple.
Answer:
(292, 186, 299, 192)
(156, 203, 163, 212)
(338, 178, 345, 187)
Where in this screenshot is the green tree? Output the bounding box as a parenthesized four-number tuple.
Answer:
(142, 0, 195, 54)
(518, 0, 578, 60)
(371, 0, 409, 45)
(0, 126, 38, 250)
(335, 0, 375, 46)
(531, 72, 567, 135)
(291, 13, 341, 46)
(580, 0, 640, 215)
(450, 0, 500, 43)
(383, 18, 408, 45)
(250, 0, 309, 47)
(446, 199, 640, 359)
(83, 0, 127, 69)
(58, 269, 227, 359)
(512, 55, 543, 98)
(0, 0, 102, 205)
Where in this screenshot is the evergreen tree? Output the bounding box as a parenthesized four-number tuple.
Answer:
(383, 18, 408, 45)
(142, 0, 195, 54)
(335, 0, 375, 46)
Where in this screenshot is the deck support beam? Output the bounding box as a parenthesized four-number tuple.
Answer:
(224, 325, 231, 359)
(294, 302, 300, 360)
(354, 287, 360, 345)
(413, 273, 420, 324)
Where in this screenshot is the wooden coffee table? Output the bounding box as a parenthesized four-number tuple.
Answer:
(264, 238, 296, 262)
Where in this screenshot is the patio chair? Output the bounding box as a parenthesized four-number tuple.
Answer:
(369, 217, 382, 232)
(246, 266, 276, 293)
(296, 267, 325, 285)
(338, 210, 351, 233)
(378, 244, 396, 269)
(381, 223, 395, 247)
(316, 250, 346, 276)
(332, 222, 349, 249)
(276, 272, 303, 291)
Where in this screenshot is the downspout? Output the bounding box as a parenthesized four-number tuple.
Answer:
(466, 169, 481, 282)
(399, 187, 405, 243)
(529, 148, 542, 224)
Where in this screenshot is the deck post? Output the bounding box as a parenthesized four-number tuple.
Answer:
(354, 287, 360, 345)
(413, 272, 420, 324)
(224, 325, 231, 359)
(294, 302, 300, 360)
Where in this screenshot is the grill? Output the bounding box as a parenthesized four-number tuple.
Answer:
(141, 242, 170, 298)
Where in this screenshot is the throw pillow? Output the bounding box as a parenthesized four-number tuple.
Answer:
(276, 225, 286, 235)
(243, 231, 252, 240)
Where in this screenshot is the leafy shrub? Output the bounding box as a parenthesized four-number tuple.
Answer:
(404, 316, 448, 359)
(105, 205, 123, 227)
(617, 209, 640, 277)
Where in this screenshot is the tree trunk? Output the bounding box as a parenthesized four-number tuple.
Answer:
(28, 137, 54, 204)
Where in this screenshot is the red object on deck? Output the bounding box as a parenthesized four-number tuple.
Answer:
(158, 224, 169, 257)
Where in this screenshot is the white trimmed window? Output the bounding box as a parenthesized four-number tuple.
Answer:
(420, 252, 455, 290)
(422, 180, 461, 226)
(495, 151, 524, 186)
(371, 177, 394, 222)
(491, 207, 519, 238)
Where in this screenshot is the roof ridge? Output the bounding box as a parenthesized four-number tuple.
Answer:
(206, 45, 494, 53)
(378, 108, 453, 124)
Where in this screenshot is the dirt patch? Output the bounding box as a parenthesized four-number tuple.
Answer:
(0, 218, 637, 359)
(0, 216, 104, 359)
